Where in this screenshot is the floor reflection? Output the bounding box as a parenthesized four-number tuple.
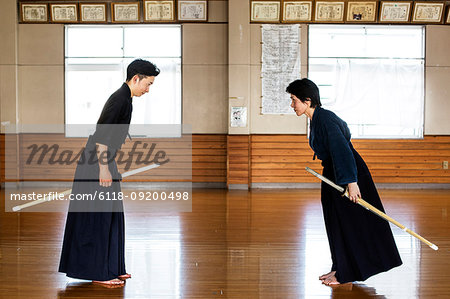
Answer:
(302, 199, 329, 297)
(331, 283, 386, 298)
(2, 188, 448, 298)
(57, 281, 125, 298)
(125, 214, 182, 297)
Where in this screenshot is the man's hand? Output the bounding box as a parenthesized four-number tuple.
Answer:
(347, 182, 361, 203)
(99, 166, 112, 187)
(97, 143, 112, 187)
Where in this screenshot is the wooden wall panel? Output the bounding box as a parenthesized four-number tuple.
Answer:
(1, 134, 20, 183)
(251, 135, 450, 184)
(191, 134, 227, 183)
(227, 135, 250, 185)
(1, 134, 449, 185)
(352, 136, 450, 183)
(251, 135, 320, 183)
(0, 134, 4, 184)
(0, 134, 227, 183)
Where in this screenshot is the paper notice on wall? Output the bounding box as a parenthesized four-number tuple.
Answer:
(261, 24, 300, 114)
(230, 107, 247, 127)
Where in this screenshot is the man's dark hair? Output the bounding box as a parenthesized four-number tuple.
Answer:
(126, 59, 160, 81)
(286, 78, 322, 108)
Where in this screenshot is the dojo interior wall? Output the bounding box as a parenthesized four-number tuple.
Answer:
(0, 0, 230, 131)
(248, 25, 450, 135)
(1, 1, 450, 133)
(1, 0, 450, 185)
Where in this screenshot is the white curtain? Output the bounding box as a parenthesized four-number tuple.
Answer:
(327, 58, 424, 129)
(308, 25, 425, 138)
(65, 25, 182, 129)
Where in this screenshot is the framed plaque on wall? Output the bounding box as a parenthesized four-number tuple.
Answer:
(281, 1, 313, 23)
(20, 3, 48, 23)
(144, 0, 176, 22)
(178, 0, 208, 22)
(379, 1, 412, 23)
(251, 1, 281, 23)
(112, 2, 140, 23)
(50, 3, 78, 23)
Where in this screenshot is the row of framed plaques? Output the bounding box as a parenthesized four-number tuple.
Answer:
(251, 1, 450, 24)
(20, 1, 208, 23)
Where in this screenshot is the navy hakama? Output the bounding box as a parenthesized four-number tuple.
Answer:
(310, 106, 402, 283)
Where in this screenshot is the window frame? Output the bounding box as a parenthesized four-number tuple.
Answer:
(63, 24, 182, 134)
(307, 24, 425, 139)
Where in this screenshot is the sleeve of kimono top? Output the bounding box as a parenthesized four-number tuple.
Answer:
(322, 111, 358, 185)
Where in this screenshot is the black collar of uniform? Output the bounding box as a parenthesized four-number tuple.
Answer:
(121, 82, 132, 102)
(311, 105, 322, 127)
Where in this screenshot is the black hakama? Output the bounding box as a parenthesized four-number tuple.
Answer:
(308, 106, 402, 283)
(321, 146, 402, 283)
(58, 137, 126, 281)
(59, 83, 133, 281)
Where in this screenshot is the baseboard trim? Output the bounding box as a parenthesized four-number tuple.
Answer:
(251, 183, 319, 189)
(250, 182, 450, 190)
(374, 183, 450, 189)
(2, 181, 226, 190)
(228, 184, 249, 190)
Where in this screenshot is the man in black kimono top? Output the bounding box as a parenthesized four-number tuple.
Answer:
(59, 59, 160, 286)
(287, 78, 402, 286)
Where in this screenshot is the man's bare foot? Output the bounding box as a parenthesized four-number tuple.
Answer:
(319, 271, 336, 281)
(118, 273, 132, 280)
(92, 278, 124, 286)
(93, 282, 124, 289)
(322, 274, 340, 286)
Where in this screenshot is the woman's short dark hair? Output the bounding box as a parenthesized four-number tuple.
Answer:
(286, 78, 322, 108)
(126, 59, 160, 81)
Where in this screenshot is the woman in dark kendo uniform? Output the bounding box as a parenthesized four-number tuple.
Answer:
(286, 78, 402, 285)
(59, 59, 159, 285)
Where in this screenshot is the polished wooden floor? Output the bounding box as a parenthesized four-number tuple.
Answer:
(0, 188, 449, 298)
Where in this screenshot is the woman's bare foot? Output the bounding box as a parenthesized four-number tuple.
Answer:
(118, 273, 132, 280)
(319, 271, 336, 281)
(92, 278, 124, 286)
(322, 274, 340, 286)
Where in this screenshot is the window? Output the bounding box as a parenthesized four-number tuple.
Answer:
(308, 25, 425, 138)
(65, 25, 181, 128)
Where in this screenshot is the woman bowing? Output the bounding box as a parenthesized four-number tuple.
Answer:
(286, 78, 402, 285)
